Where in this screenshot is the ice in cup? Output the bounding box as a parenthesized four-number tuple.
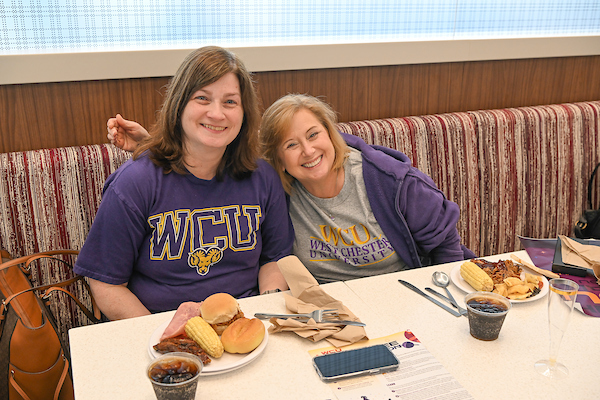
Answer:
(465, 291, 511, 341)
(147, 352, 203, 400)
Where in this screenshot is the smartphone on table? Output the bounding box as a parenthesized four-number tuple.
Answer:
(312, 344, 399, 382)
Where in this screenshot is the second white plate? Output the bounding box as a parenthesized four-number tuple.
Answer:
(450, 263, 549, 303)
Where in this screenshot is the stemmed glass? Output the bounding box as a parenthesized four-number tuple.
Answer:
(534, 278, 579, 379)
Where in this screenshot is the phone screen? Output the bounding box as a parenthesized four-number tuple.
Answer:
(312, 344, 399, 381)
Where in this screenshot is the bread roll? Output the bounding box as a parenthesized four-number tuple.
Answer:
(221, 318, 265, 354)
(200, 293, 243, 335)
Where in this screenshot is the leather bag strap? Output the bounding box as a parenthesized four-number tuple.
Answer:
(588, 162, 600, 209)
(53, 356, 70, 400)
(8, 370, 31, 400)
(0, 250, 79, 273)
(0, 250, 101, 325)
(44, 275, 102, 322)
(2, 276, 81, 307)
(8, 354, 70, 400)
(2, 277, 101, 325)
(43, 286, 101, 323)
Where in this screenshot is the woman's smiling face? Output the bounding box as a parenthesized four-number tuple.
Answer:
(278, 108, 337, 193)
(180, 72, 244, 156)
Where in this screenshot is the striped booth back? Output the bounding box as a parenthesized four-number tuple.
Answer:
(336, 101, 600, 258)
(1, 101, 599, 336)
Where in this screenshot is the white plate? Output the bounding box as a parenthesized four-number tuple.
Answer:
(148, 319, 269, 375)
(450, 263, 549, 303)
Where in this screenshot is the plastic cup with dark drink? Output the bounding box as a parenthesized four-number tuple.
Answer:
(147, 352, 203, 400)
(465, 291, 511, 341)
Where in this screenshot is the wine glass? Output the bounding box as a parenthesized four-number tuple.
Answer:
(534, 278, 579, 379)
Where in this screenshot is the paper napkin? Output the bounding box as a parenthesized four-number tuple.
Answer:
(559, 235, 600, 284)
(268, 255, 368, 347)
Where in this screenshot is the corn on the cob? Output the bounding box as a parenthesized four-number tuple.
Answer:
(460, 261, 494, 291)
(185, 316, 224, 358)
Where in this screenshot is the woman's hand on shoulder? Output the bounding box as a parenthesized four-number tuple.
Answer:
(107, 114, 150, 152)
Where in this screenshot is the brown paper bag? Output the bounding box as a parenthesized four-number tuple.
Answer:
(559, 235, 600, 284)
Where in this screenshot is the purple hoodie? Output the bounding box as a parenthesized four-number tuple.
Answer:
(343, 132, 475, 268)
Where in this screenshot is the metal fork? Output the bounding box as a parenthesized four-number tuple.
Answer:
(254, 309, 338, 321)
(316, 315, 366, 326)
(255, 309, 365, 326)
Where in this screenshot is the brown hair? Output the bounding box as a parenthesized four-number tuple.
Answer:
(133, 46, 260, 180)
(260, 94, 349, 193)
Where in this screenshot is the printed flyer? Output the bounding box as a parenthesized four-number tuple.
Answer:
(310, 331, 473, 400)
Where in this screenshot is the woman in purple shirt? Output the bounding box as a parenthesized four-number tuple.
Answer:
(76, 47, 293, 319)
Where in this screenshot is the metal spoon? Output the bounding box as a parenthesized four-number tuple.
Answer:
(432, 271, 467, 315)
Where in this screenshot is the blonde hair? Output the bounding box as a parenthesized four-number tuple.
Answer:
(133, 46, 260, 180)
(260, 94, 349, 193)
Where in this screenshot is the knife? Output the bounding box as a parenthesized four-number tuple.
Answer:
(425, 287, 468, 317)
(398, 280, 462, 317)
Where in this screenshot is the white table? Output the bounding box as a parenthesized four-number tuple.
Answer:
(343, 251, 598, 400)
(69, 251, 598, 399)
(69, 281, 373, 400)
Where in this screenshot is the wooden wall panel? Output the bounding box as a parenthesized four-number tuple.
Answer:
(1, 55, 599, 153)
(256, 55, 600, 121)
(0, 78, 169, 153)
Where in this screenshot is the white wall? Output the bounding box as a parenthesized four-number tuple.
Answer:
(2, 36, 600, 85)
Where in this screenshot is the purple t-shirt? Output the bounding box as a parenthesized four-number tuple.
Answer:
(74, 154, 293, 312)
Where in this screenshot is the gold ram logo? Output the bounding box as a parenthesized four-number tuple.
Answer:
(188, 247, 223, 275)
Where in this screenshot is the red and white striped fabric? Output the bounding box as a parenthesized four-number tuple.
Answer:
(1, 101, 599, 333)
(0, 144, 130, 338)
(0, 144, 130, 258)
(337, 101, 600, 258)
